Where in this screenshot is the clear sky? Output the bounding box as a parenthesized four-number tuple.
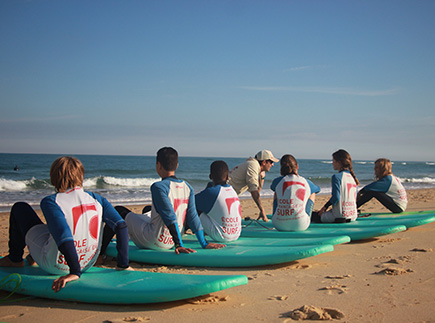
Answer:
(1, 0, 434, 161)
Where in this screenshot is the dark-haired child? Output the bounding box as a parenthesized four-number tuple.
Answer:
(270, 154, 320, 231)
(313, 149, 359, 223)
(112, 147, 225, 254)
(195, 160, 241, 242)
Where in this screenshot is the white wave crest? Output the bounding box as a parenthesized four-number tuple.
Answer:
(321, 161, 332, 164)
(398, 177, 435, 184)
(83, 177, 98, 187)
(83, 176, 159, 188)
(426, 162, 435, 166)
(0, 178, 29, 191)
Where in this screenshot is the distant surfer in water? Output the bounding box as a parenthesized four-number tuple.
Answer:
(14, 165, 18, 171)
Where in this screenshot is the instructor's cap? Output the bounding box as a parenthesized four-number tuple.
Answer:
(255, 150, 279, 162)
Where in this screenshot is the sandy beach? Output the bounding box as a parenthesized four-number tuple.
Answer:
(1, 189, 435, 322)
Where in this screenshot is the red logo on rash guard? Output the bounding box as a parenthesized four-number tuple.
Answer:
(295, 188, 306, 201)
(173, 198, 189, 223)
(89, 216, 99, 240)
(346, 183, 357, 197)
(71, 204, 98, 238)
(282, 181, 305, 196)
(225, 197, 241, 215)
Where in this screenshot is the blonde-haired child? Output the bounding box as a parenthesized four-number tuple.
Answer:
(356, 158, 407, 213)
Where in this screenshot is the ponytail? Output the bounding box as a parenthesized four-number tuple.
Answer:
(332, 149, 359, 185)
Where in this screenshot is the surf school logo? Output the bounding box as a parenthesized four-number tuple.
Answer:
(281, 181, 306, 201)
(173, 198, 189, 223)
(225, 197, 241, 215)
(72, 203, 99, 239)
(346, 183, 357, 199)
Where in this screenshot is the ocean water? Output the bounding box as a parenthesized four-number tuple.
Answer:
(0, 153, 434, 212)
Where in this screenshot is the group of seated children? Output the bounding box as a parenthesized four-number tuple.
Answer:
(0, 147, 407, 291)
(272, 149, 407, 227)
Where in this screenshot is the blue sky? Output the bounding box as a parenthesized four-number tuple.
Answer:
(1, 0, 434, 161)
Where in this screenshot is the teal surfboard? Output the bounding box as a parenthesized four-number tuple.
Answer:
(355, 214, 435, 228)
(263, 211, 435, 229)
(240, 222, 406, 241)
(361, 210, 435, 217)
(182, 234, 351, 247)
(105, 241, 334, 267)
(0, 261, 248, 304)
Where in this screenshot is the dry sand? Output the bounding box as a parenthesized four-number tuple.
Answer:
(1, 189, 435, 322)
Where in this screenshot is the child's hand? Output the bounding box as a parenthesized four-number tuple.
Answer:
(52, 274, 79, 292)
(175, 246, 197, 254)
(205, 243, 226, 249)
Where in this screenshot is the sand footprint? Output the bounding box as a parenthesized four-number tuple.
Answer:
(186, 295, 229, 304)
(269, 295, 289, 301)
(319, 284, 348, 294)
(374, 267, 413, 275)
(384, 255, 411, 264)
(282, 305, 345, 320)
(104, 317, 150, 323)
(325, 274, 351, 279)
(411, 248, 433, 252)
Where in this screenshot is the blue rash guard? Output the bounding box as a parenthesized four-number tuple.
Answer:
(195, 183, 242, 242)
(322, 170, 358, 222)
(270, 175, 320, 214)
(359, 175, 407, 211)
(195, 183, 228, 214)
(153, 177, 208, 248)
(128, 176, 207, 249)
(39, 188, 129, 276)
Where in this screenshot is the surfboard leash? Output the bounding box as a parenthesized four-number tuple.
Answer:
(0, 273, 33, 303)
(242, 217, 274, 230)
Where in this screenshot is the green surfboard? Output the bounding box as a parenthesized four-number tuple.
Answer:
(0, 260, 248, 304)
(182, 234, 351, 246)
(105, 240, 334, 267)
(361, 210, 435, 217)
(240, 221, 406, 241)
(262, 211, 435, 229)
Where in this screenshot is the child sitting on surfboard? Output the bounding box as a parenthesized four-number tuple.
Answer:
(312, 149, 359, 223)
(195, 160, 242, 242)
(0, 156, 130, 292)
(356, 158, 407, 213)
(270, 154, 320, 231)
(103, 147, 226, 254)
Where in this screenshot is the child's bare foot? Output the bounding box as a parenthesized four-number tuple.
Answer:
(26, 254, 36, 266)
(0, 256, 24, 267)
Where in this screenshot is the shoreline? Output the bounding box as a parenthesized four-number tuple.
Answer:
(0, 188, 435, 322)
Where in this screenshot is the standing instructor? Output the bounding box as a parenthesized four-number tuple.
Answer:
(228, 150, 279, 222)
